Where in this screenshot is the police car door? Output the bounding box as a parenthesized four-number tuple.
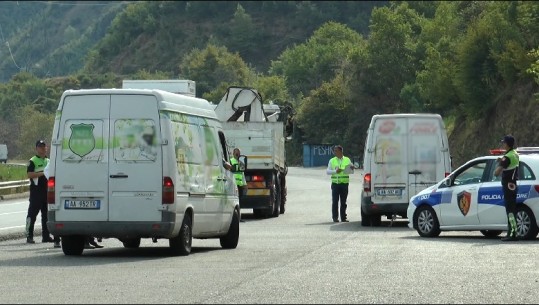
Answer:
(108, 94, 162, 222)
(477, 160, 530, 226)
(438, 160, 487, 226)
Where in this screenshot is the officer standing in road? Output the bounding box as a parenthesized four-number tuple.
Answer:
(229, 148, 247, 222)
(26, 140, 60, 247)
(326, 145, 354, 223)
(494, 135, 519, 241)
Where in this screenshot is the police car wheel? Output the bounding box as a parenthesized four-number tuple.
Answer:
(415, 206, 441, 238)
(479, 230, 502, 238)
(515, 206, 539, 240)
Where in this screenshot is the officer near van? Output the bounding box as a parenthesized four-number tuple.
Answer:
(494, 135, 519, 241)
(326, 145, 354, 222)
(26, 140, 60, 247)
(225, 148, 247, 222)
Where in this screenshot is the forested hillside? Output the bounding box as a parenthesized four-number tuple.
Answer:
(0, 1, 538, 168)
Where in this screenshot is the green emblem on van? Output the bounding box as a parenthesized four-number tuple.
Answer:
(69, 123, 96, 158)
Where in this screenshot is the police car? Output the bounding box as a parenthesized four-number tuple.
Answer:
(407, 147, 539, 239)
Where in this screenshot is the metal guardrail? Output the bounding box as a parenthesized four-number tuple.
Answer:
(0, 180, 29, 191)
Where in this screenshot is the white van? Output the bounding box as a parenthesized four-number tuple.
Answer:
(0, 144, 7, 163)
(361, 113, 451, 226)
(46, 89, 244, 256)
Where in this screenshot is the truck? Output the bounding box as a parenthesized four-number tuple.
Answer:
(214, 86, 294, 218)
(0, 144, 7, 163)
(122, 80, 196, 97)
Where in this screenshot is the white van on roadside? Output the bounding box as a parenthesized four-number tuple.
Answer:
(360, 113, 451, 226)
(0, 144, 7, 163)
(46, 88, 244, 256)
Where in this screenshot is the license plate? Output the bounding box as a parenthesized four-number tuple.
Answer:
(64, 199, 101, 209)
(376, 188, 402, 196)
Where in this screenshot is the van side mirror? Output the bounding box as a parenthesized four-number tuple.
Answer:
(443, 178, 451, 187)
(238, 155, 247, 171)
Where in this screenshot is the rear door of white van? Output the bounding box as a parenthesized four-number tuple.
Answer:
(406, 117, 449, 197)
(55, 94, 110, 221)
(55, 93, 162, 222)
(108, 94, 162, 222)
(371, 117, 409, 205)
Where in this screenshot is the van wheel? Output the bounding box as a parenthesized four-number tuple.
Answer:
(220, 209, 240, 249)
(361, 209, 371, 227)
(414, 206, 441, 237)
(371, 214, 382, 227)
(122, 238, 141, 248)
(272, 174, 281, 218)
(516, 205, 539, 240)
(480, 230, 502, 238)
(169, 214, 192, 256)
(62, 235, 85, 256)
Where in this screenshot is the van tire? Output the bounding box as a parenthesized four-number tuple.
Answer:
(122, 238, 141, 248)
(220, 209, 240, 249)
(62, 236, 85, 256)
(169, 214, 192, 256)
(414, 206, 441, 237)
(361, 209, 371, 227)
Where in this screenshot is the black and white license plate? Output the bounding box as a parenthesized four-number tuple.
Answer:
(64, 199, 100, 209)
(376, 188, 402, 197)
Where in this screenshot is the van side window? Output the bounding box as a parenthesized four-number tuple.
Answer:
(62, 120, 105, 162)
(200, 123, 219, 166)
(113, 119, 157, 162)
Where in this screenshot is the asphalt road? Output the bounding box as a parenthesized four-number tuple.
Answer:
(1, 167, 539, 304)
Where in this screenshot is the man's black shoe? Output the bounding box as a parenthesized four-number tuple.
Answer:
(42, 236, 55, 243)
(333, 219, 339, 223)
(26, 237, 35, 244)
(342, 219, 350, 223)
(501, 235, 518, 242)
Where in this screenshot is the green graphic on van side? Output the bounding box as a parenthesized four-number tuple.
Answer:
(69, 124, 96, 158)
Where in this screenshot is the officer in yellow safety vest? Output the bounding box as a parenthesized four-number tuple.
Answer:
(25, 140, 60, 247)
(326, 145, 354, 223)
(230, 148, 247, 196)
(494, 135, 520, 241)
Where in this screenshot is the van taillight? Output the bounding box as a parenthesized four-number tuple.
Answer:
(163, 177, 174, 204)
(47, 177, 55, 204)
(363, 173, 371, 192)
(534, 185, 539, 193)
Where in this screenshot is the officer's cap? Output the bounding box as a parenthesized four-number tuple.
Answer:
(35, 140, 46, 147)
(501, 135, 515, 147)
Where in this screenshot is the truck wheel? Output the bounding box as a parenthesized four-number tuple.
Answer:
(220, 209, 240, 249)
(122, 238, 141, 248)
(279, 175, 286, 214)
(169, 213, 192, 256)
(62, 235, 85, 256)
(272, 174, 281, 218)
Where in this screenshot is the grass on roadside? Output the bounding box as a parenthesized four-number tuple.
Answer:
(0, 164, 27, 182)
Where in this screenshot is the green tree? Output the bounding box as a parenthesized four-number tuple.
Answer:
(180, 44, 253, 99)
(15, 105, 55, 159)
(269, 21, 366, 98)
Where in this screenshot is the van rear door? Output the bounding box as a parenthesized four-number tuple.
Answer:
(406, 117, 448, 197)
(108, 94, 162, 222)
(55, 94, 110, 221)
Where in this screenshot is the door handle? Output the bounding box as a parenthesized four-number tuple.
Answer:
(110, 174, 128, 178)
(217, 177, 227, 181)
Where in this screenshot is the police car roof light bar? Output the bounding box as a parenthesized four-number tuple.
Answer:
(489, 147, 539, 155)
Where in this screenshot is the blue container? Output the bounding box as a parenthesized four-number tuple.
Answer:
(303, 144, 335, 167)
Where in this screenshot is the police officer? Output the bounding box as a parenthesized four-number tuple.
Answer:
(326, 145, 354, 222)
(26, 140, 59, 246)
(229, 148, 247, 222)
(230, 148, 247, 197)
(494, 135, 519, 241)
